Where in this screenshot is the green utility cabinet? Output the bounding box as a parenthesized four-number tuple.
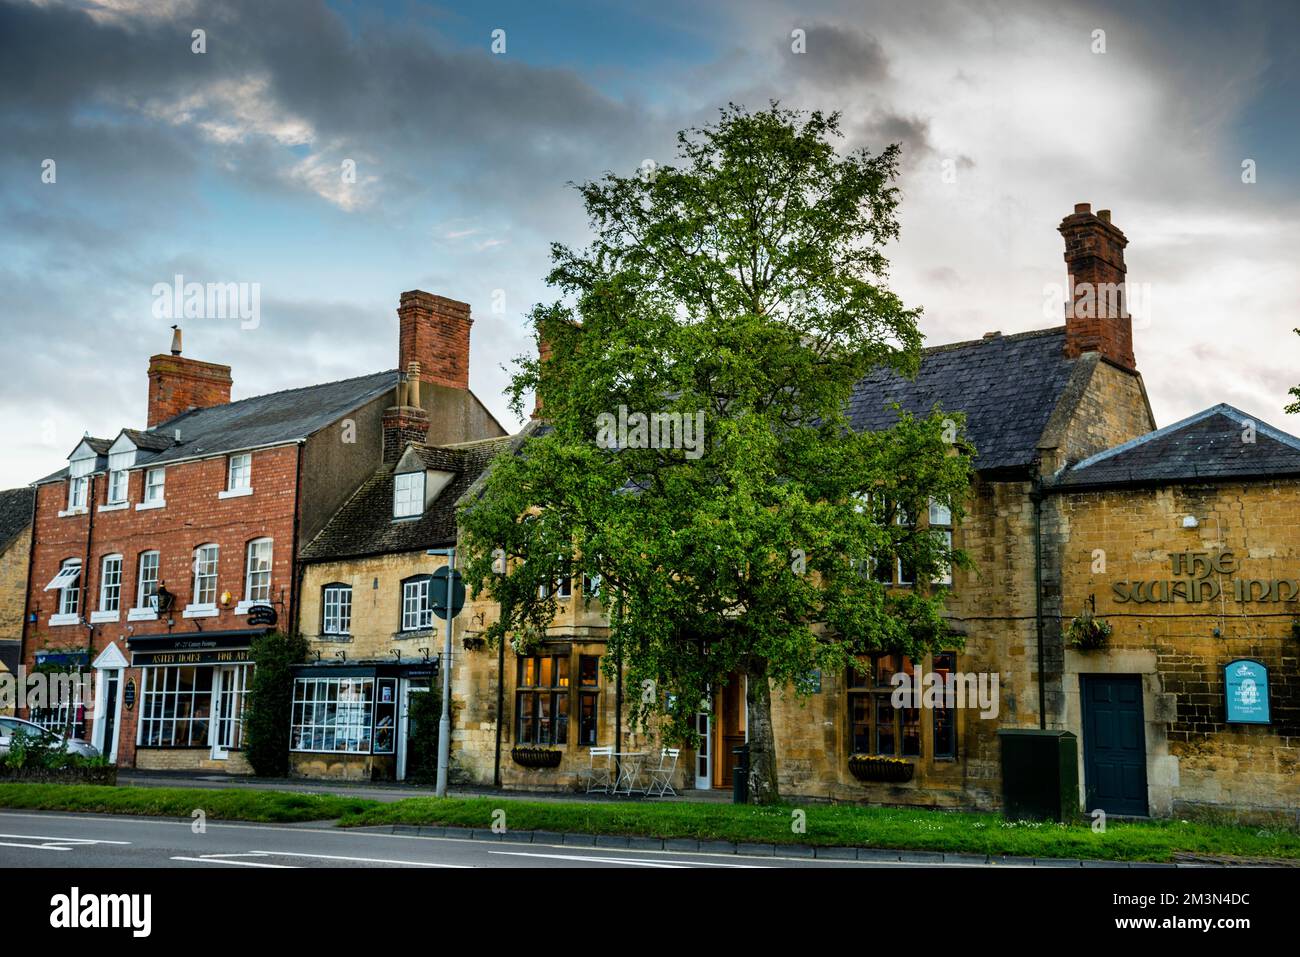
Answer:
(997, 729, 1079, 822)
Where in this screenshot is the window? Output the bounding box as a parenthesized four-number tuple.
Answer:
(322, 584, 352, 635)
(540, 575, 572, 599)
(932, 652, 958, 759)
(68, 475, 89, 510)
(98, 555, 122, 612)
(516, 654, 569, 745)
(929, 498, 953, 586)
(227, 453, 251, 491)
(107, 450, 132, 504)
(291, 677, 396, 754)
(578, 655, 600, 746)
(244, 539, 272, 603)
(401, 576, 433, 631)
(192, 544, 219, 606)
(136, 551, 160, 609)
(582, 571, 602, 598)
(847, 653, 920, 757)
(144, 467, 165, 502)
(212, 665, 251, 751)
(894, 506, 916, 586)
(139, 666, 214, 747)
(54, 559, 81, 617)
(393, 472, 424, 518)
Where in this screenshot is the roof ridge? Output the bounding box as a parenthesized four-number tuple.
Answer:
(153, 368, 398, 431)
(919, 325, 1067, 355)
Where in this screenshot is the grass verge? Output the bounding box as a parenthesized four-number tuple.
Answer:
(0, 783, 376, 823)
(1, 783, 1296, 862)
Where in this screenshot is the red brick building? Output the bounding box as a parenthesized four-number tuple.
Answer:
(20, 290, 505, 772)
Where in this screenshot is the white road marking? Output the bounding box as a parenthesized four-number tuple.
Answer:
(489, 850, 767, 868)
(0, 832, 130, 845)
(170, 855, 296, 868)
(0, 840, 72, 851)
(247, 850, 469, 868)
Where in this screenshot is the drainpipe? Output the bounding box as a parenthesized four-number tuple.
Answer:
(80, 474, 97, 738)
(493, 626, 504, 787)
(1032, 474, 1046, 730)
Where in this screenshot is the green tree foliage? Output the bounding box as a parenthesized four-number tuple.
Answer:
(459, 104, 973, 804)
(243, 631, 308, 777)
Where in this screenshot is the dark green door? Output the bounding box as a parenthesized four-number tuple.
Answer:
(1081, 675, 1148, 816)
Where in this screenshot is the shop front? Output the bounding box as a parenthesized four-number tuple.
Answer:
(288, 661, 436, 781)
(125, 630, 262, 773)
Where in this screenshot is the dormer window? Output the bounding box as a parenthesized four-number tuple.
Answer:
(393, 472, 425, 518)
(67, 456, 93, 511)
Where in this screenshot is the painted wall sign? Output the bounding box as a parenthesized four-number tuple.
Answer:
(132, 649, 251, 666)
(123, 677, 137, 711)
(1224, 659, 1270, 724)
(1111, 551, 1300, 605)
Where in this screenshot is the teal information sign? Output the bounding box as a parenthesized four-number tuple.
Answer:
(1224, 659, 1269, 724)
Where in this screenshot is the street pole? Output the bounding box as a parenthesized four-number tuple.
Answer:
(429, 547, 455, 798)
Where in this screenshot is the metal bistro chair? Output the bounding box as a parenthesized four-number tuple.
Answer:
(645, 747, 681, 798)
(581, 746, 615, 794)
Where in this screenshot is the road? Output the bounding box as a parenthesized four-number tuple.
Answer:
(0, 810, 954, 869)
(0, 806, 1008, 868)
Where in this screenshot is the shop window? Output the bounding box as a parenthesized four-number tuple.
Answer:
(322, 583, 352, 635)
(516, 654, 569, 745)
(139, 667, 215, 747)
(847, 653, 920, 757)
(290, 677, 395, 754)
(578, 655, 600, 746)
(932, 651, 958, 759)
(400, 575, 433, 631)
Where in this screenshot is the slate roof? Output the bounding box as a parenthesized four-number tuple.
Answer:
(848, 327, 1078, 472)
(300, 435, 516, 561)
(35, 370, 399, 485)
(1055, 404, 1300, 488)
(0, 487, 35, 554)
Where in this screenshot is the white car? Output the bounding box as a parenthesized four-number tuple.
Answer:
(0, 716, 100, 759)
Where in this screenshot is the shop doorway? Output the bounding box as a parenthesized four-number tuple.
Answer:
(1081, 674, 1148, 817)
(694, 710, 711, 789)
(397, 682, 430, 782)
(713, 673, 747, 788)
(210, 665, 246, 760)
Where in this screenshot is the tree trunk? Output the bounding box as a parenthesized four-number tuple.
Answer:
(744, 657, 780, 804)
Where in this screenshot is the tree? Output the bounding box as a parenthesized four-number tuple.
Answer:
(243, 631, 308, 776)
(459, 104, 972, 804)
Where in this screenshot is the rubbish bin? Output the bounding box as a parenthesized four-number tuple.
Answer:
(997, 729, 1078, 822)
(732, 745, 750, 804)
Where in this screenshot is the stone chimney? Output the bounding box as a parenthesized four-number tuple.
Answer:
(397, 290, 472, 391)
(1059, 202, 1136, 370)
(382, 361, 430, 464)
(531, 332, 554, 420)
(146, 327, 233, 427)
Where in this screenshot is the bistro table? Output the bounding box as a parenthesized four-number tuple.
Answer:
(612, 751, 650, 795)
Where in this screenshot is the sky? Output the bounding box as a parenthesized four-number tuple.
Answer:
(1, 0, 1298, 487)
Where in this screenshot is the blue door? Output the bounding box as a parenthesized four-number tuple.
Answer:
(1081, 675, 1148, 817)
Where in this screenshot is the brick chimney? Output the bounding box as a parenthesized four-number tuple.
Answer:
(1059, 202, 1136, 369)
(531, 333, 554, 420)
(146, 327, 233, 427)
(382, 362, 430, 464)
(398, 290, 472, 391)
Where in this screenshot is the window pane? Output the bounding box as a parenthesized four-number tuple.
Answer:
(875, 696, 896, 756)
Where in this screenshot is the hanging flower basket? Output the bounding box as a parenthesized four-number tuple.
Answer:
(1067, 609, 1112, 651)
(848, 754, 915, 783)
(511, 747, 563, 769)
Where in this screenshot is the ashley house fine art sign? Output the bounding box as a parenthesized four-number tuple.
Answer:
(1111, 551, 1300, 604)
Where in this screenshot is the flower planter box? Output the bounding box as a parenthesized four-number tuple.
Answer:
(511, 747, 563, 769)
(848, 755, 914, 783)
(0, 765, 117, 786)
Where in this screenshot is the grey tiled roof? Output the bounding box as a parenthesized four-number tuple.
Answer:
(848, 327, 1077, 471)
(300, 436, 515, 561)
(1056, 404, 1300, 487)
(0, 487, 34, 554)
(35, 370, 399, 484)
